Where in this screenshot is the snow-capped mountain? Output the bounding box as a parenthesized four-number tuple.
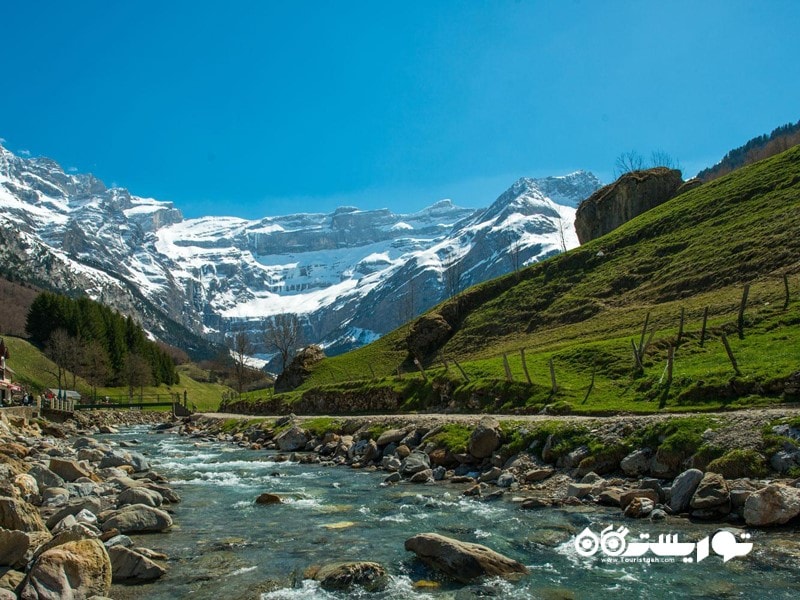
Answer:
(0, 143, 601, 363)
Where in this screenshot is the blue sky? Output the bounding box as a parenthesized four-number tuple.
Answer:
(1, 0, 799, 219)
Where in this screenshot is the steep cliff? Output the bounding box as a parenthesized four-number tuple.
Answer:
(574, 168, 683, 244)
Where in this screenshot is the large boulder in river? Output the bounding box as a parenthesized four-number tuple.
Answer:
(0, 497, 48, 533)
(19, 538, 112, 600)
(743, 484, 800, 526)
(101, 504, 173, 534)
(404, 533, 528, 583)
(0, 528, 30, 567)
(117, 487, 163, 508)
(574, 167, 683, 244)
(108, 546, 167, 582)
(276, 426, 309, 452)
(468, 417, 501, 459)
(668, 469, 703, 513)
(48, 458, 92, 483)
(305, 561, 388, 592)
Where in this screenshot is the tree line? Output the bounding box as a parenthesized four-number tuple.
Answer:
(697, 119, 800, 182)
(25, 292, 179, 398)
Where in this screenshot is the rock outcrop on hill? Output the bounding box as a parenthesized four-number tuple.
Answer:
(274, 345, 326, 392)
(574, 168, 683, 244)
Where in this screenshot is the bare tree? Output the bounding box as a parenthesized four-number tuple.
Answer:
(508, 238, 523, 277)
(263, 314, 302, 373)
(399, 271, 417, 323)
(614, 151, 645, 177)
(44, 328, 72, 391)
(443, 252, 464, 300)
(650, 149, 680, 170)
(124, 353, 152, 401)
(556, 217, 568, 253)
(229, 331, 253, 396)
(81, 340, 109, 402)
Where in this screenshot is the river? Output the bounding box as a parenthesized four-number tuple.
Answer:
(106, 426, 800, 599)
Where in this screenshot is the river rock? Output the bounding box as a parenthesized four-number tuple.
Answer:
(0, 496, 48, 532)
(117, 487, 163, 508)
(497, 472, 516, 488)
(305, 561, 388, 592)
(401, 451, 430, 476)
(0, 569, 24, 594)
(567, 483, 593, 499)
(100, 504, 173, 533)
(620, 448, 652, 476)
(255, 493, 282, 505)
(405, 533, 528, 583)
(276, 426, 309, 452)
(624, 497, 654, 518)
(19, 538, 112, 600)
(468, 417, 501, 459)
(524, 468, 554, 482)
(49, 458, 92, 482)
(27, 465, 65, 490)
(770, 449, 800, 474)
(668, 469, 704, 513)
(12, 473, 38, 499)
(478, 467, 502, 483)
(108, 545, 167, 582)
(743, 484, 800, 526)
(46, 498, 103, 530)
(103, 534, 133, 548)
(41, 487, 70, 506)
(620, 488, 660, 510)
(597, 488, 624, 507)
(690, 472, 729, 509)
(0, 528, 29, 567)
(99, 450, 149, 472)
(376, 429, 407, 446)
(409, 469, 433, 483)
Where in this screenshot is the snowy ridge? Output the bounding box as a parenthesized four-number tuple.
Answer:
(0, 143, 601, 362)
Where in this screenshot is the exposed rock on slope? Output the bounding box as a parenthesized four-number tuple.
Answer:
(574, 168, 683, 244)
(274, 345, 326, 392)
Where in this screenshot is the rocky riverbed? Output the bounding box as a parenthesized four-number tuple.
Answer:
(186, 409, 800, 530)
(0, 409, 178, 599)
(4, 407, 800, 599)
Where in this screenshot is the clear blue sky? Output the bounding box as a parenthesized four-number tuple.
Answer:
(1, 0, 799, 219)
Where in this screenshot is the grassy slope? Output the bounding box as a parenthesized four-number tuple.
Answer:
(269, 145, 800, 414)
(3, 337, 231, 411)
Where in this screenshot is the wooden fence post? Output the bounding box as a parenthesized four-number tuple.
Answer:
(452, 358, 470, 383)
(582, 365, 596, 404)
(737, 284, 750, 339)
(549, 358, 558, 393)
(700, 306, 709, 348)
(720, 332, 741, 376)
(666, 345, 674, 389)
(677, 307, 685, 345)
(502, 353, 514, 382)
(638, 311, 651, 355)
(520, 349, 532, 385)
(632, 339, 644, 373)
(413, 358, 428, 382)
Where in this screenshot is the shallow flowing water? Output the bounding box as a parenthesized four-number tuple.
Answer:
(106, 426, 800, 599)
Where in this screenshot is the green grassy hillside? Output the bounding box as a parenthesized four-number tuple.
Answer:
(245, 145, 800, 415)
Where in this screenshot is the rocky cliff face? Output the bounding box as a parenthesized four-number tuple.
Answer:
(574, 168, 683, 244)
